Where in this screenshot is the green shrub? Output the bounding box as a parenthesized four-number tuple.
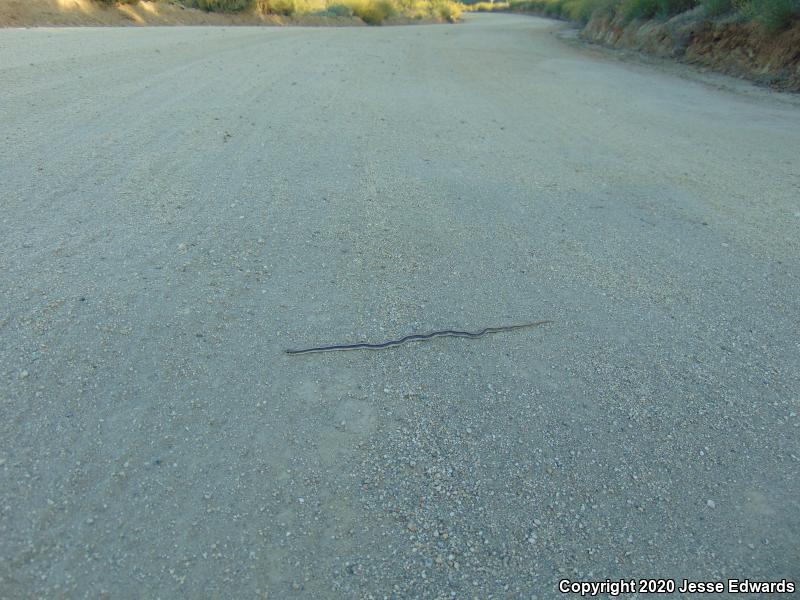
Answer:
(701, 0, 733, 14)
(619, 0, 695, 19)
(619, 0, 660, 19)
(564, 0, 594, 20)
(593, 0, 621, 16)
(504, 0, 797, 26)
(507, 0, 567, 17)
(183, 0, 256, 11)
(563, 0, 616, 21)
(662, 0, 699, 15)
(361, 0, 397, 22)
(549, 2, 565, 15)
(739, 0, 798, 30)
(315, 3, 355, 15)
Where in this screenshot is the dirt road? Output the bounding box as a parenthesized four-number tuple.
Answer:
(2, 14, 799, 598)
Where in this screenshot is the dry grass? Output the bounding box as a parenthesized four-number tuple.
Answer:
(107, 0, 463, 24)
(0, 0, 281, 26)
(461, 1, 510, 11)
(0, 0, 462, 25)
(336, 0, 396, 22)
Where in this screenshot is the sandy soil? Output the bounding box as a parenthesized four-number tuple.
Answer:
(1, 13, 799, 598)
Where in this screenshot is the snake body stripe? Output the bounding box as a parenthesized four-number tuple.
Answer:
(285, 320, 552, 355)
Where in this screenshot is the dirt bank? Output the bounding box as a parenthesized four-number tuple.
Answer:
(582, 9, 800, 90)
(0, 0, 364, 27)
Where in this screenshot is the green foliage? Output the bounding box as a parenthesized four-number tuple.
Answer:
(619, 0, 657, 19)
(183, 0, 256, 11)
(701, 0, 732, 15)
(507, 0, 799, 22)
(114, 0, 800, 29)
(176, 0, 464, 22)
(510, 0, 699, 20)
(508, 0, 558, 17)
(739, 0, 798, 29)
(563, 0, 616, 21)
(662, 0, 699, 15)
(564, 0, 595, 21)
(314, 3, 355, 15)
(100, 0, 800, 29)
(508, 0, 798, 26)
(542, 0, 567, 16)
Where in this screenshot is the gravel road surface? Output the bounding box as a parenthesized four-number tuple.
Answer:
(2, 14, 799, 598)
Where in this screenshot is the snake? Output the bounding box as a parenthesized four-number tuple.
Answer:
(285, 320, 552, 355)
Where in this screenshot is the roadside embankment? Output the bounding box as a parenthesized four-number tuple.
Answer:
(582, 10, 800, 90)
(0, 0, 460, 27)
(0, 0, 346, 26)
(465, 0, 800, 90)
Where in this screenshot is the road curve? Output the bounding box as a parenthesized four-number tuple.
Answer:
(1, 14, 799, 598)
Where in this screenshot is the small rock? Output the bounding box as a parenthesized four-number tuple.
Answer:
(706, 500, 716, 509)
(19, 370, 29, 380)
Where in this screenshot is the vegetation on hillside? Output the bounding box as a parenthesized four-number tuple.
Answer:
(464, 0, 799, 30)
(99, 0, 797, 28)
(117, 0, 461, 23)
